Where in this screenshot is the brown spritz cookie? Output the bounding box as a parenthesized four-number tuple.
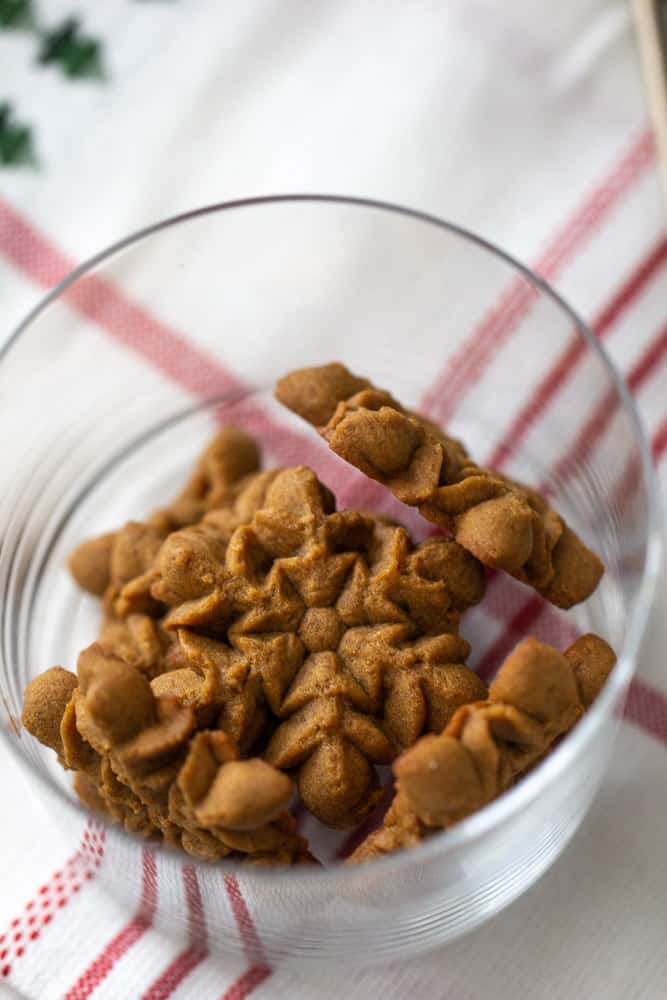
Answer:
(23, 664, 166, 840)
(349, 633, 615, 861)
(68, 427, 262, 599)
(22, 646, 311, 863)
(275, 363, 604, 609)
(153, 465, 487, 825)
(161, 426, 261, 528)
(74, 643, 195, 806)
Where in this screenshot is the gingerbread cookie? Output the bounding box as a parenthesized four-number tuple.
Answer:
(349, 634, 615, 861)
(275, 363, 603, 609)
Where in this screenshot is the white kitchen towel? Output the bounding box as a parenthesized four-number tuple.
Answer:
(1, 1, 666, 998)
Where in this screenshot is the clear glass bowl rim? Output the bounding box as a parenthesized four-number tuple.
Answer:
(1, 193, 662, 889)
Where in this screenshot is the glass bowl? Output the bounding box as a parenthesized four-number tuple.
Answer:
(0, 196, 660, 964)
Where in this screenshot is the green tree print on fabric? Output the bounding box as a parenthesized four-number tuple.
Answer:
(0, 103, 37, 166)
(2, 3, 173, 167)
(37, 17, 104, 79)
(0, 0, 34, 29)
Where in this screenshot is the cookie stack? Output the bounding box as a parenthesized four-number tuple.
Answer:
(22, 364, 614, 866)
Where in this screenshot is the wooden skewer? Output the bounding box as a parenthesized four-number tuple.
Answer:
(633, 0, 667, 210)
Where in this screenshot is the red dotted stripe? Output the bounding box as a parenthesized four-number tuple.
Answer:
(62, 847, 157, 1000)
(420, 129, 656, 426)
(0, 820, 105, 980)
(219, 876, 273, 1000)
(218, 964, 271, 1000)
